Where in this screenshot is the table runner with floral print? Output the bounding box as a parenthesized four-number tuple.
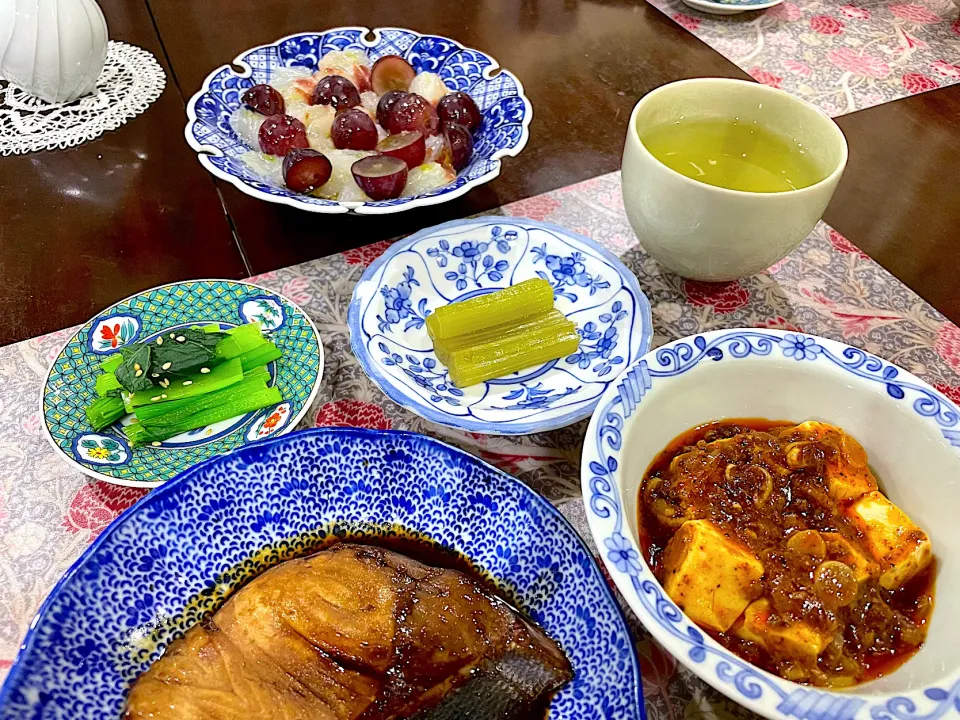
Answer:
(648, 0, 960, 115)
(3, 171, 960, 719)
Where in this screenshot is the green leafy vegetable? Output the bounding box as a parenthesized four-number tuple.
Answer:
(114, 344, 153, 393)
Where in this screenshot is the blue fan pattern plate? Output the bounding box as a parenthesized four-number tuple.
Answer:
(348, 217, 652, 434)
(0, 428, 643, 719)
(185, 27, 532, 215)
(41, 280, 323, 487)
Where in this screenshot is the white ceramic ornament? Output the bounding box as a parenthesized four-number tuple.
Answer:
(0, 0, 108, 104)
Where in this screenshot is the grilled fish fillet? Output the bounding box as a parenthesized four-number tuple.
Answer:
(125, 543, 572, 719)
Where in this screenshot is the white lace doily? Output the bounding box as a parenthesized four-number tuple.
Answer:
(0, 41, 166, 156)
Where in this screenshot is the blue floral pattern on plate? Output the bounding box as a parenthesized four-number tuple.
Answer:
(348, 217, 652, 434)
(185, 27, 532, 215)
(582, 329, 960, 720)
(0, 428, 642, 719)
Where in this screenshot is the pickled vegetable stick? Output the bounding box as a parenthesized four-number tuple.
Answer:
(446, 321, 580, 388)
(433, 310, 570, 365)
(426, 278, 554, 341)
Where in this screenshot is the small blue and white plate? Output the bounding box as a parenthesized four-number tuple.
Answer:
(41, 280, 323, 488)
(680, 0, 783, 15)
(0, 428, 643, 719)
(348, 217, 652, 435)
(185, 27, 532, 214)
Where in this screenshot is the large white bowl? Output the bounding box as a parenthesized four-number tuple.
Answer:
(582, 328, 960, 720)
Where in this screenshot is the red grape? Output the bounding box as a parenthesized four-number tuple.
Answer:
(242, 83, 284, 116)
(331, 109, 379, 150)
(258, 114, 309, 156)
(371, 55, 416, 95)
(311, 75, 361, 111)
(282, 149, 332, 193)
(386, 93, 440, 136)
(376, 90, 407, 128)
(376, 131, 426, 169)
(444, 123, 474, 171)
(352, 155, 408, 200)
(437, 92, 482, 133)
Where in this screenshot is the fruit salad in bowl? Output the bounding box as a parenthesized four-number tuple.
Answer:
(186, 28, 532, 214)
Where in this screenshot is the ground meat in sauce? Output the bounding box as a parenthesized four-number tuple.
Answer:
(639, 419, 935, 688)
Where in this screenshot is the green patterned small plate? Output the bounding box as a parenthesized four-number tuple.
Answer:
(41, 280, 324, 488)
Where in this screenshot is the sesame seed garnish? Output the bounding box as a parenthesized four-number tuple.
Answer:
(156, 337, 163, 345)
(151, 442, 161, 447)
(133, 363, 141, 372)
(200, 367, 210, 374)
(169, 333, 176, 339)
(161, 362, 172, 370)
(183, 380, 193, 386)
(176, 335, 186, 342)
(151, 373, 159, 378)
(160, 379, 170, 388)
(151, 395, 162, 402)
(134, 369, 143, 377)
(161, 393, 168, 399)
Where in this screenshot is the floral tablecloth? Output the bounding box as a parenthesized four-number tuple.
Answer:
(648, 0, 960, 115)
(3, 171, 960, 718)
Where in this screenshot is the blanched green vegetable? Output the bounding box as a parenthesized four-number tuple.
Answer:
(426, 278, 554, 341)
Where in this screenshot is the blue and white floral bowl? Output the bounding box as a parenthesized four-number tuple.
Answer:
(582, 329, 960, 720)
(185, 27, 532, 214)
(0, 428, 642, 719)
(348, 217, 652, 434)
(41, 280, 323, 487)
(680, 0, 784, 16)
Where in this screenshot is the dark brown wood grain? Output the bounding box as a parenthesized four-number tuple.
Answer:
(0, 0, 245, 345)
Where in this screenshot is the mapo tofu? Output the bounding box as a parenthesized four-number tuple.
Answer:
(639, 420, 935, 687)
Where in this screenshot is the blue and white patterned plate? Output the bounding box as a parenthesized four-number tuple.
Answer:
(680, 0, 783, 15)
(40, 280, 323, 488)
(185, 27, 532, 215)
(582, 329, 960, 720)
(348, 217, 652, 435)
(0, 428, 643, 719)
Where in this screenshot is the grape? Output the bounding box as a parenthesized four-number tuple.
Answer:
(331, 109, 379, 151)
(351, 155, 408, 200)
(258, 114, 309, 156)
(444, 123, 474, 171)
(242, 83, 285, 116)
(376, 131, 426, 169)
(311, 75, 361, 111)
(386, 93, 440, 136)
(282, 149, 332, 193)
(376, 90, 407, 129)
(371, 55, 416, 95)
(437, 92, 482, 133)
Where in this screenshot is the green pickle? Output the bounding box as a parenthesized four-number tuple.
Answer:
(426, 278, 554, 341)
(433, 310, 570, 365)
(446, 321, 580, 388)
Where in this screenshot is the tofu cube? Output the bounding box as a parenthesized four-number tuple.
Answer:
(785, 422, 878, 501)
(821, 532, 878, 583)
(734, 599, 832, 664)
(846, 491, 932, 590)
(662, 520, 764, 633)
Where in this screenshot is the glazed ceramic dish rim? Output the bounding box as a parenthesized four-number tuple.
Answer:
(0, 427, 645, 717)
(347, 217, 653, 435)
(630, 78, 847, 196)
(39, 279, 324, 489)
(680, 0, 785, 13)
(581, 328, 960, 720)
(183, 26, 533, 215)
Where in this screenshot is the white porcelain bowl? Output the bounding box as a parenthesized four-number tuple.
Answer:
(582, 328, 960, 720)
(621, 79, 847, 281)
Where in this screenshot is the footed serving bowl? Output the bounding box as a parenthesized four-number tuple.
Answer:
(582, 328, 960, 720)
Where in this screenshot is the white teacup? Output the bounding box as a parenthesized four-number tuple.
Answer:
(621, 78, 847, 281)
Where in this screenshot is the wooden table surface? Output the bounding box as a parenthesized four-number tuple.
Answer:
(2, 0, 958, 344)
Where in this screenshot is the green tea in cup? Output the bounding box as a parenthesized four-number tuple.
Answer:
(640, 117, 825, 193)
